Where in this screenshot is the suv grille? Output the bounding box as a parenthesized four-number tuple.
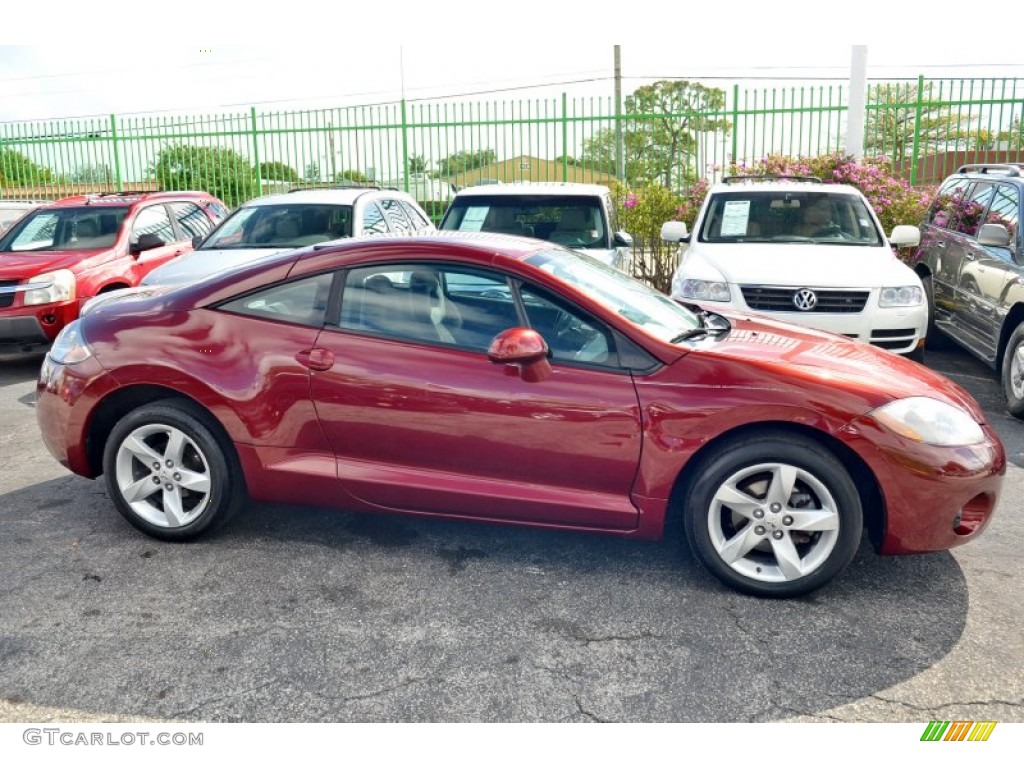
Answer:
(741, 286, 869, 313)
(0, 280, 17, 309)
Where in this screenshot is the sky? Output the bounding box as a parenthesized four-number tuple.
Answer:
(2, 5, 1024, 125)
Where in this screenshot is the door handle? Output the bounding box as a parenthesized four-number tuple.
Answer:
(295, 348, 335, 371)
(935, 240, 945, 248)
(964, 252, 975, 261)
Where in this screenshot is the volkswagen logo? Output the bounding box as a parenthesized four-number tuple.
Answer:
(793, 289, 818, 311)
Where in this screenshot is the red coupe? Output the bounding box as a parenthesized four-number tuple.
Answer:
(36, 233, 1005, 597)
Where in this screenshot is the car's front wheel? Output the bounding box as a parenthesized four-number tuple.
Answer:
(102, 400, 243, 540)
(682, 432, 863, 598)
(1000, 323, 1024, 419)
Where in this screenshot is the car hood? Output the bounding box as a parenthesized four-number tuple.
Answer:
(692, 310, 984, 420)
(141, 247, 289, 286)
(0, 249, 108, 279)
(683, 243, 916, 287)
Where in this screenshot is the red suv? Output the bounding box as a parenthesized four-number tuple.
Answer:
(0, 190, 228, 357)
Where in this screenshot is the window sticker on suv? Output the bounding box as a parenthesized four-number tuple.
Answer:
(721, 201, 751, 236)
(457, 207, 488, 232)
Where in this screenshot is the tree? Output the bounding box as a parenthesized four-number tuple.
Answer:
(436, 149, 496, 178)
(69, 163, 114, 184)
(150, 144, 257, 207)
(407, 155, 428, 174)
(0, 149, 56, 187)
(865, 83, 973, 159)
(334, 169, 369, 184)
(259, 161, 299, 183)
(581, 80, 730, 190)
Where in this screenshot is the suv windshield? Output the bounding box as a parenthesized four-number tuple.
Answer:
(442, 194, 608, 249)
(526, 248, 700, 342)
(699, 191, 883, 246)
(202, 203, 353, 250)
(0, 207, 129, 252)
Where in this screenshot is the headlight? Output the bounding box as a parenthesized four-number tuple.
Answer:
(878, 285, 923, 307)
(680, 279, 731, 302)
(870, 396, 984, 446)
(23, 269, 76, 306)
(48, 320, 92, 365)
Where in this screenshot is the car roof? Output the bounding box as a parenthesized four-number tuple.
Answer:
(49, 191, 218, 207)
(707, 178, 863, 196)
(950, 163, 1024, 181)
(452, 182, 611, 198)
(237, 188, 419, 207)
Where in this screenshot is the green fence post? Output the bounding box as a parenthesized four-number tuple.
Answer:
(250, 107, 262, 198)
(731, 85, 739, 166)
(109, 114, 123, 193)
(909, 75, 925, 186)
(562, 93, 568, 182)
(400, 98, 410, 193)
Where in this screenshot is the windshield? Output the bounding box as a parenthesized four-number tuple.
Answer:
(698, 191, 883, 246)
(201, 203, 353, 250)
(442, 194, 608, 249)
(0, 206, 128, 252)
(526, 248, 701, 342)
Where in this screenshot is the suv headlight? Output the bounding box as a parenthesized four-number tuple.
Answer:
(48, 320, 92, 365)
(878, 285, 923, 307)
(23, 269, 76, 306)
(870, 397, 984, 446)
(680, 279, 731, 302)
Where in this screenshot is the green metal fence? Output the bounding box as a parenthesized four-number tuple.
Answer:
(1, 77, 1022, 215)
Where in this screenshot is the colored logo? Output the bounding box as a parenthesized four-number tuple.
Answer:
(921, 721, 997, 741)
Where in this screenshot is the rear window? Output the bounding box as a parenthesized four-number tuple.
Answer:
(441, 194, 608, 249)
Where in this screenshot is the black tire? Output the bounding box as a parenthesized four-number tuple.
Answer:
(905, 347, 926, 365)
(1000, 323, 1024, 419)
(682, 432, 863, 598)
(102, 399, 244, 541)
(922, 274, 951, 350)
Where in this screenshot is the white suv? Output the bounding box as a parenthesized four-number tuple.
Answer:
(439, 182, 634, 271)
(661, 176, 926, 359)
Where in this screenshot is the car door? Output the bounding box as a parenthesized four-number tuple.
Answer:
(951, 182, 997, 333)
(955, 183, 1021, 354)
(127, 204, 190, 280)
(925, 177, 974, 328)
(308, 261, 643, 530)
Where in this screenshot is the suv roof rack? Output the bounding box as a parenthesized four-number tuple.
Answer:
(957, 164, 1022, 177)
(722, 174, 823, 184)
(288, 182, 382, 192)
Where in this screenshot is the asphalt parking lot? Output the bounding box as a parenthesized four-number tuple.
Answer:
(0, 347, 1021, 723)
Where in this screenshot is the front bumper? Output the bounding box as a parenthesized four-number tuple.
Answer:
(839, 415, 1005, 554)
(0, 299, 80, 351)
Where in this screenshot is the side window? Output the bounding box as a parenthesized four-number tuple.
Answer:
(931, 181, 994, 236)
(380, 198, 413, 234)
(132, 205, 177, 244)
(986, 184, 1019, 247)
(928, 177, 972, 227)
(519, 285, 613, 367)
(170, 202, 215, 239)
(337, 264, 518, 351)
(218, 272, 334, 327)
(399, 200, 431, 229)
(361, 203, 389, 235)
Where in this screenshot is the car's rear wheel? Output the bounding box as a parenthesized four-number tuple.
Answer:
(102, 400, 243, 541)
(682, 432, 863, 598)
(1000, 323, 1024, 419)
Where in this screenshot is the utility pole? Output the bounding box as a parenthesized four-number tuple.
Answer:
(614, 45, 624, 183)
(846, 46, 868, 160)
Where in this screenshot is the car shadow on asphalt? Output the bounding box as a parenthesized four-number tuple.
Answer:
(0, 475, 969, 722)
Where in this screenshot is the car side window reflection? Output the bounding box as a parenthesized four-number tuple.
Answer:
(218, 272, 334, 327)
(519, 286, 612, 366)
(361, 203, 389, 235)
(337, 264, 518, 351)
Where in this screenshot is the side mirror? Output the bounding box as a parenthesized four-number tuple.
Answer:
(487, 328, 552, 383)
(130, 232, 166, 255)
(191, 235, 204, 249)
(889, 225, 921, 248)
(613, 230, 634, 248)
(661, 221, 690, 243)
(977, 223, 1011, 248)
